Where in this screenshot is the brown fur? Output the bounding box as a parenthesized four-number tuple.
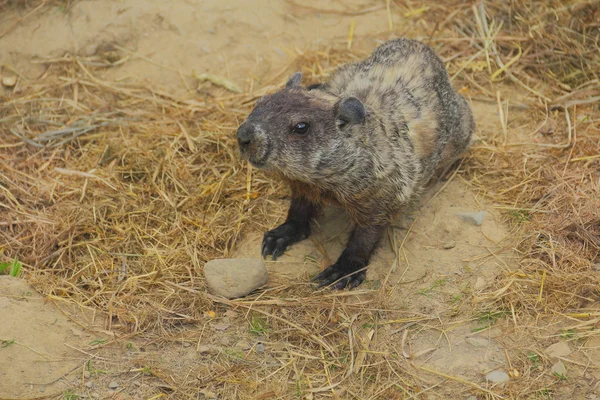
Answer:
(237, 38, 476, 289)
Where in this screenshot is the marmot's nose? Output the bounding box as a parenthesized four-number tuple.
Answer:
(236, 123, 255, 148)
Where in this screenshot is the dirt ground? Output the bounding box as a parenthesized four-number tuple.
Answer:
(1, 1, 599, 400)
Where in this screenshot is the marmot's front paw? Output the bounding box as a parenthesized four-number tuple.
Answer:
(313, 261, 366, 290)
(261, 222, 309, 260)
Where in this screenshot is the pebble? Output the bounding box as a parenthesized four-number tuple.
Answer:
(235, 340, 251, 350)
(204, 258, 268, 299)
(83, 370, 91, 379)
(466, 397, 477, 400)
(2, 76, 17, 87)
(108, 381, 119, 390)
(256, 343, 265, 353)
(456, 211, 487, 226)
(545, 341, 571, 358)
(551, 361, 567, 377)
(213, 322, 231, 331)
(486, 370, 509, 384)
(182, 341, 191, 348)
(91, 393, 100, 399)
(465, 337, 490, 348)
(225, 310, 238, 319)
(443, 241, 456, 249)
(85, 381, 94, 388)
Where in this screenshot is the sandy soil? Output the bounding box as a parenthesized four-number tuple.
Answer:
(1, 1, 598, 399)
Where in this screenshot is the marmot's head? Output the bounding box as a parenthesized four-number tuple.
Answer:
(237, 72, 366, 184)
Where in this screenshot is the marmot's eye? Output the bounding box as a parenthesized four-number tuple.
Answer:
(292, 122, 309, 135)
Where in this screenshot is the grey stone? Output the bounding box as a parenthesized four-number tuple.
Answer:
(91, 393, 100, 399)
(465, 337, 490, 348)
(182, 341, 191, 348)
(443, 241, 456, 249)
(85, 381, 94, 388)
(83, 370, 91, 379)
(486, 370, 509, 384)
(108, 381, 119, 390)
(551, 361, 567, 377)
(456, 211, 487, 226)
(256, 343, 265, 353)
(213, 322, 231, 331)
(545, 341, 571, 358)
(204, 258, 268, 299)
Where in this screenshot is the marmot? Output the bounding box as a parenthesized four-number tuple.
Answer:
(236, 38, 475, 289)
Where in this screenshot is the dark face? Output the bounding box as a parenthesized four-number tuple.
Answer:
(236, 73, 366, 183)
(237, 88, 336, 172)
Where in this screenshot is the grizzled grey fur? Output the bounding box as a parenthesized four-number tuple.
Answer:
(237, 38, 475, 289)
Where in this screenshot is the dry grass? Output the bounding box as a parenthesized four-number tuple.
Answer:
(1, 0, 599, 398)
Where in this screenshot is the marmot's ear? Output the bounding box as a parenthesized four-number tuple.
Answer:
(286, 72, 303, 88)
(335, 97, 365, 128)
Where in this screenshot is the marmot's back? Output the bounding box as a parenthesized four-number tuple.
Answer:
(324, 38, 474, 182)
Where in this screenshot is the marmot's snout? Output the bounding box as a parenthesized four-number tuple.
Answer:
(236, 122, 268, 167)
(236, 122, 254, 149)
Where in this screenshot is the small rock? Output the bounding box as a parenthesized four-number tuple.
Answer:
(443, 241, 456, 249)
(182, 341, 191, 348)
(466, 337, 489, 348)
(486, 370, 509, 384)
(91, 393, 100, 400)
(551, 361, 567, 377)
(256, 343, 265, 353)
(83, 370, 91, 379)
(594, 263, 600, 272)
(235, 340, 251, 350)
(224, 310, 238, 319)
(466, 397, 477, 400)
(474, 277, 487, 291)
(213, 322, 231, 331)
(39, 386, 45, 393)
(546, 341, 571, 358)
(85, 381, 94, 388)
(204, 258, 268, 299)
(456, 211, 487, 226)
(108, 381, 119, 390)
(2, 76, 17, 88)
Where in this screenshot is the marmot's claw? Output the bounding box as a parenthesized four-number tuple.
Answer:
(261, 222, 309, 260)
(314, 263, 366, 290)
